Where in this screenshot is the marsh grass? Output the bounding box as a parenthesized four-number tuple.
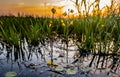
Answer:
(0, 15, 120, 77)
(0, 1, 120, 77)
(0, 0, 120, 65)
(0, 13, 120, 55)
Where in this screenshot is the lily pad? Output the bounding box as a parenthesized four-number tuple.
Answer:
(53, 62, 59, 67)
(5, 72, 17, 77)
(55, 66, 64, 72)
(66, 69, 76, 75)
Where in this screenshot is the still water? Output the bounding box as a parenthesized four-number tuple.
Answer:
(0, 40, 120, 77)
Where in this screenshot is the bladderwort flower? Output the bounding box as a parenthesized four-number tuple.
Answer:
(49, 23, 52, 27)
(61, 20, 65, 26)
(61, 19, 64, 23)
(101, 24, 105, 27)
(62, 22, 66, 26)
(70, 21, 73, 25)
(49, 20, 52, 27)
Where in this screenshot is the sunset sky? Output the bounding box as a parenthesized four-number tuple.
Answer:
(0, 0, 119, 17)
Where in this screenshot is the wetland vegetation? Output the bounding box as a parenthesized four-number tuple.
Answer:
(0, 0, 120, 77)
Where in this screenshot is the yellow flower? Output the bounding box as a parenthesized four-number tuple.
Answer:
(70, 21, 73, 25)
(101, 24, 105, 27)
(62, 23, 65, 26)
(61, 20, 64, 23)
(47, 60, 51, 65)
(50, 20, 52, 23)
(61, 20, 66, 26)
(46, 60, 59, 66)
(49, 23, 52, 27)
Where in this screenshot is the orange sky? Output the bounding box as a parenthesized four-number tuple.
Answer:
(0, 0, 67, 17)
(0, 0, 119, 17)
(0, 4, 63, 17)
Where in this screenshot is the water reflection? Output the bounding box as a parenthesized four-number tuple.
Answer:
(0, 40, 120, 77)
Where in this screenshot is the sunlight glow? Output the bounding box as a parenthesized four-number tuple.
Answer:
(0, 0, 117, 17)
(99, 0, 111, 9)
(62, 0, 111, 15)
(63, 5, 78, 14)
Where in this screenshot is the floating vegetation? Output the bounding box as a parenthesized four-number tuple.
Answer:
(5, 72, 17, 77)
(55, 66, 64, 72)
(66, 69, 76, 75)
